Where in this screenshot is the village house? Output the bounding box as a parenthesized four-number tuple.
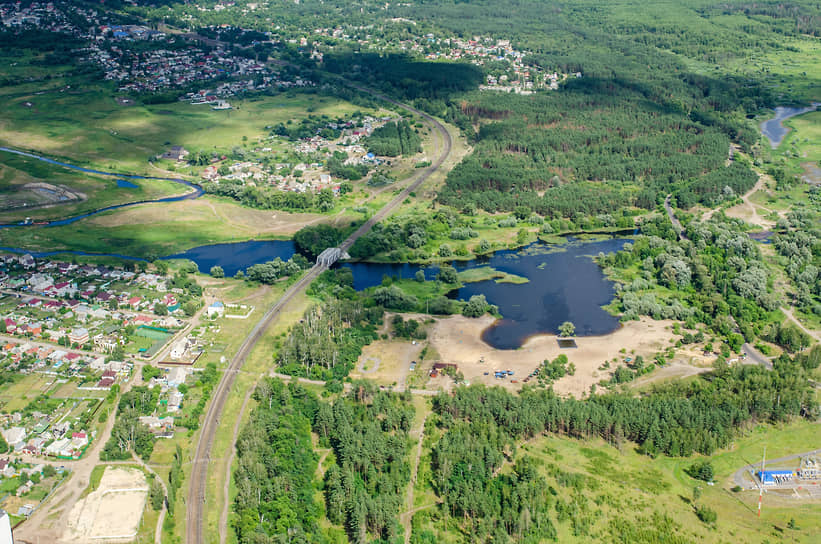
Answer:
(67, 328, 89, 346)
(1, 427, 26, 451)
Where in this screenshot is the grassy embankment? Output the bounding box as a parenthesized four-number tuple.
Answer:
(0, 196, 361, 258)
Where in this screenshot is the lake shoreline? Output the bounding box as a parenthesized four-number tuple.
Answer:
(425, 314, 689, 398)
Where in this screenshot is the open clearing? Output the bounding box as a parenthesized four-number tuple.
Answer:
(359, 315, 710, 396)
(64, 466, 148, 544)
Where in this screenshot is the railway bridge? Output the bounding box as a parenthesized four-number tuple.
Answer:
(316, 247, 344, 267)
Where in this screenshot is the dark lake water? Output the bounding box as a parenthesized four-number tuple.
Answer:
(760, 105, 818, 149)
(342, 238, 629, 349)
(164, 240, 296, 277)
(2, 230, 627, 350)
(116, 179, 139, 189)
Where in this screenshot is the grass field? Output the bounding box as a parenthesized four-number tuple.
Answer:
(0, 65, 379, 173)
(0, 373, 55, 412)
(779, 110, 821, 172)
(0, 196, 360, 257)
(0, 148, 185, 222)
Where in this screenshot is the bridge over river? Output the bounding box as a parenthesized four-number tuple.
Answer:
(316, 247, 346, 267)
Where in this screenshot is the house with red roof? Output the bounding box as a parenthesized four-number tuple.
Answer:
(3, 318, 16, 333)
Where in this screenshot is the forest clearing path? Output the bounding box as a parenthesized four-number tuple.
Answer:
(402, 412, 429, 544)
(782, 306, 820, 343)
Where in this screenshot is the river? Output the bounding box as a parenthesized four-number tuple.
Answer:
(0, 147, 202, 228)
(759, 104, 819, 149)
(0, 236, 628, 349)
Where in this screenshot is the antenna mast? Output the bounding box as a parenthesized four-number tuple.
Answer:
(757, 446, 766, 518)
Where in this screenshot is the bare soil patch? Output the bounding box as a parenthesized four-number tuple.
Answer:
(417, 315, 705, 397)
(352, 338, 424, 387)
(64, 466, 148, 543)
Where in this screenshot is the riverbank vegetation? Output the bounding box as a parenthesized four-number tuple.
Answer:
(596, 214, 808, 354)
(278, 265, 499, 380)
(344, 203, 636, 263)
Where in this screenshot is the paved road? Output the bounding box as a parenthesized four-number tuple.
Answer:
(186, 76, 453, 544)
(742, 343, 774, 370)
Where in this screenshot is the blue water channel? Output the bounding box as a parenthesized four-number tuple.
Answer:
(759, 104, 819, 149)
(0, 239, 297, 274)
(0, 146, 203, 228)
(165, 240, 296, 277)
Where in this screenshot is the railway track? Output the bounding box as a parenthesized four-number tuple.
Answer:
(186, 80, 453, 544)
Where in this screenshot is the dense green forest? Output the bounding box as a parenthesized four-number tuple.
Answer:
(365, 120, 423, 157)
(233, 379, 414, 543)
(94, 0, 820, 220)
(232, 355, 817, 542)
(423, 356, 816, 541)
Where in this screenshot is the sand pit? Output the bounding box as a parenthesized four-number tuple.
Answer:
(424, 315, 704, 397)
(64, 466, 148, 543)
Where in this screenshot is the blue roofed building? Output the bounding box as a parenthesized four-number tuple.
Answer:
(756, 470, 793, 485)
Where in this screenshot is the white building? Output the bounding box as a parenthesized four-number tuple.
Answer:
(1, 427, 26, 451)
(0, 509, 13, 544)
(207, 301, 225, 318)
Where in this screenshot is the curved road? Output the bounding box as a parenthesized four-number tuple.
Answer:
(186, 81, 453, 544)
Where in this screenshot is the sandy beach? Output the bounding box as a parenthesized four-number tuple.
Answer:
(425, 314, 709, 397)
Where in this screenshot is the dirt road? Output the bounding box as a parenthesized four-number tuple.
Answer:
(15, 369, 140, 543)
(402, 413, 429, 544)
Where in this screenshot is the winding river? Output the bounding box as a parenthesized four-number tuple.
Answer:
(0, 149, 630, 349)
(0, 146, 203, 228)
(759, 104, 819, 149)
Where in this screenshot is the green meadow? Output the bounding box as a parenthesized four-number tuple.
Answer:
(411, 419, 821, 544)
(0, 48, 374, 174)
